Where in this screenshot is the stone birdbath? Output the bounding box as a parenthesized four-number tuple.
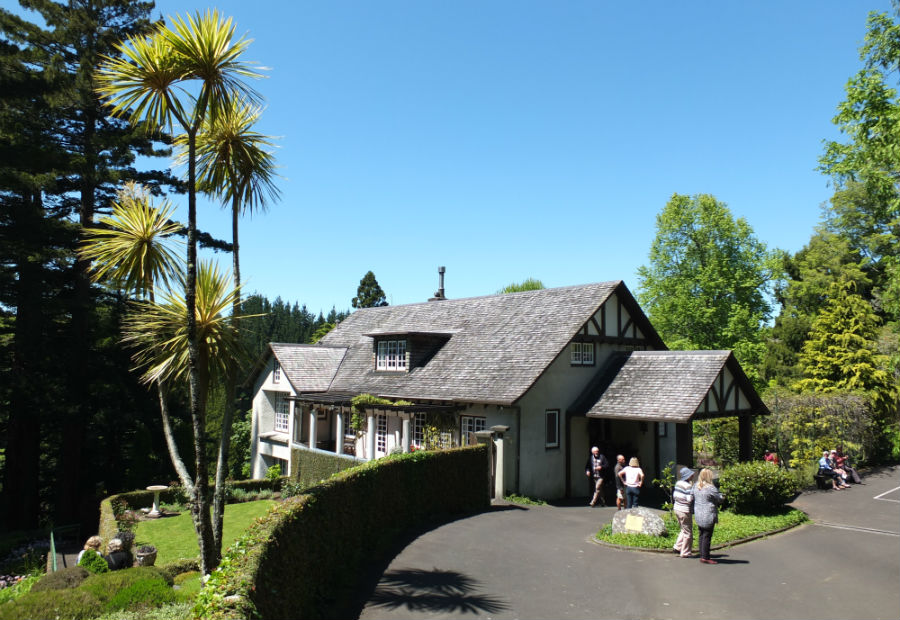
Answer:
(146, 485, 168, 518)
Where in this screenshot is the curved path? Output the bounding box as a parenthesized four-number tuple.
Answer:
(357, 466, 900, 620)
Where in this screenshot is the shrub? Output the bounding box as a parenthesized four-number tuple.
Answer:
(106, 576, 176, 611)
(31, 566, 90, 591)
(78, 549, 110, 574)
(265, 465, 281, 481)
(0, 588, 102, 620)
(281, 479, 304, 499)
(717, 461, 800, 514)
(158, 559, 199, 583)
(81, 567, 173, 607)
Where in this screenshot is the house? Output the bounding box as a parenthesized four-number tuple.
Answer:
(249, 280, 768, 500)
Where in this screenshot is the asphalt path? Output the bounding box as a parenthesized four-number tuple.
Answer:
(356, 465, 900, 620)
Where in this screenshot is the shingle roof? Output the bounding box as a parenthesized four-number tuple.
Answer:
(317, 282, 621, 404)
(270, 343, 347, 393)
(583, 350, 766, 422)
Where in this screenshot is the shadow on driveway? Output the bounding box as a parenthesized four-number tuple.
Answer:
(367, 568, 510, 615)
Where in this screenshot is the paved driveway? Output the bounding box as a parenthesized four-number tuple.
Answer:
(356, 466, 900, 620)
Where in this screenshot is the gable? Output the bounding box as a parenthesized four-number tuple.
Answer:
(576, 288, 665, 346)
(580, 350, 767, 423)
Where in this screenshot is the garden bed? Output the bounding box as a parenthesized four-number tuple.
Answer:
(594, 508, 808, 551)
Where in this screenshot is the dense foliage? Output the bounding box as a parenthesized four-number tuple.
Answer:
(717, 462, 800, 514)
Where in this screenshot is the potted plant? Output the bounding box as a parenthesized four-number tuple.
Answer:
(134, 544, 157, 567)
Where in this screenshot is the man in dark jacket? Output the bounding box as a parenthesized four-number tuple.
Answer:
(585, 446, 609, 506)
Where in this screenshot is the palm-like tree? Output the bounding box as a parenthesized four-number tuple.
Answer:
(95, 10, 262, 573)
(123, 260, 247, 401)
(80, 182, 182, 301)
(178, 97, 280, 552)
(79, 184, 193, 489)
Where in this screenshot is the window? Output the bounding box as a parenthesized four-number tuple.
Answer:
(412, 412, 425, 447)
(376, 414, 387, 453)
(376, 339, 407, 371)
(274, 393, 290, 433)
(272, 360, 281, 383)
(343, 412, 353, 436)
(545, 409, 559, 449)
(460, 416, 486, 445)
(658, 422, 668, 437)
(570, 342, 594, 366)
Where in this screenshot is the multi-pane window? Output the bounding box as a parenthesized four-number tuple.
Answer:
(376, 339, 407, 371)
(412, 412, 425, 447)
(376, 414, 387, 453)
(460, 416, 486, 445)
(274, 393, 290, 433)
(343, 412, 353, 436)
(545, 409, 559, 448)
(571, 342, 594, 366)
(272, 360, 281, 383)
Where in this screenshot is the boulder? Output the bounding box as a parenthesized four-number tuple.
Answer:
(611, 507, 667, 536)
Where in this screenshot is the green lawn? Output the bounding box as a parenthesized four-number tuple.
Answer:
(133, 500, 276, 565)
(595, 508, 808, 550)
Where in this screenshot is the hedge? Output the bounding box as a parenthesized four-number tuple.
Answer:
(290, 446, 363, 488)
(193, 445, 490, 619)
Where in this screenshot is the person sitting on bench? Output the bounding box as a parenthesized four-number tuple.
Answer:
(818, 450, 849, 490)
(834, 449, 862, 484)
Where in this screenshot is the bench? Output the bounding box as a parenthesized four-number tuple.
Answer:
(813, 473, 832, 490)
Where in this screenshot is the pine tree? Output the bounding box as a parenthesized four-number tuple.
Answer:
(351, 271, 388, 308)
(795, 281, 896, 420)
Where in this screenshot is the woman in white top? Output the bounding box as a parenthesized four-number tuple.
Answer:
(617, 457, 644, 509)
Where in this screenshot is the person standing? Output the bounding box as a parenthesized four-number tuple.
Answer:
(585, 446, 609, 507)
(694, 468, 724, 564)
(672, 468, 695, 558)
(613, 454, 626, 510)
(617, 457, 644, 509)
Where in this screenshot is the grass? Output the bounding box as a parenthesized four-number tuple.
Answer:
(504, 494, 547, 506)
(595, 508, 808, 550)
(133, 500, 276, 565)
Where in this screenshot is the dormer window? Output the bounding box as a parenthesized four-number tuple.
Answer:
(376, 339, 407, 371)
(571, 342, 594, 366)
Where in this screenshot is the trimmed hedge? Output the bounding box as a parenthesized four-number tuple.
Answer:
(193, 445, 490, 619)
(290, 446, 363, 488)
(31, 566, 90, 591)
(717, 461, 801, 514)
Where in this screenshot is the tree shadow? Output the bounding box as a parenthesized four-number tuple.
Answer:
(367, 568, 510, 614)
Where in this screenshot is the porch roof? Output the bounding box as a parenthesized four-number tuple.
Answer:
(289, 391, 462, 414)
(574, 350, 768, 423)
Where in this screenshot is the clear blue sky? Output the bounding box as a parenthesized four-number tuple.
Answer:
(142, 1, 890, 315)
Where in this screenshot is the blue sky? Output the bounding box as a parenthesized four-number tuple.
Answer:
(138, 1, 892, 315)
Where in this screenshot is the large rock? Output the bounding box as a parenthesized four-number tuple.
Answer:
(611, 507, 667, 536)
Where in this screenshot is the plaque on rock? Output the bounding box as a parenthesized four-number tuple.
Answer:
(624, 514, 644, 533)
(611, 507, 667, 537)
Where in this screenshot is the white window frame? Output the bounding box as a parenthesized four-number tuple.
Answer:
(376, 414, 387, 453)
(545, 409, 559, 449)
(571, 342, 594, 366)
(376, 339, 408, 371)
(272, 360, 281, 383)
(460, 416, 486, 445)
(274, 393, 290, 433)
(412, 412, 425, 447)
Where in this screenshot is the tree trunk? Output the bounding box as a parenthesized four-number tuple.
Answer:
(213, 195, 241, 552)
(2, 191, 46, 529)
(185, 129, 216, 574)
